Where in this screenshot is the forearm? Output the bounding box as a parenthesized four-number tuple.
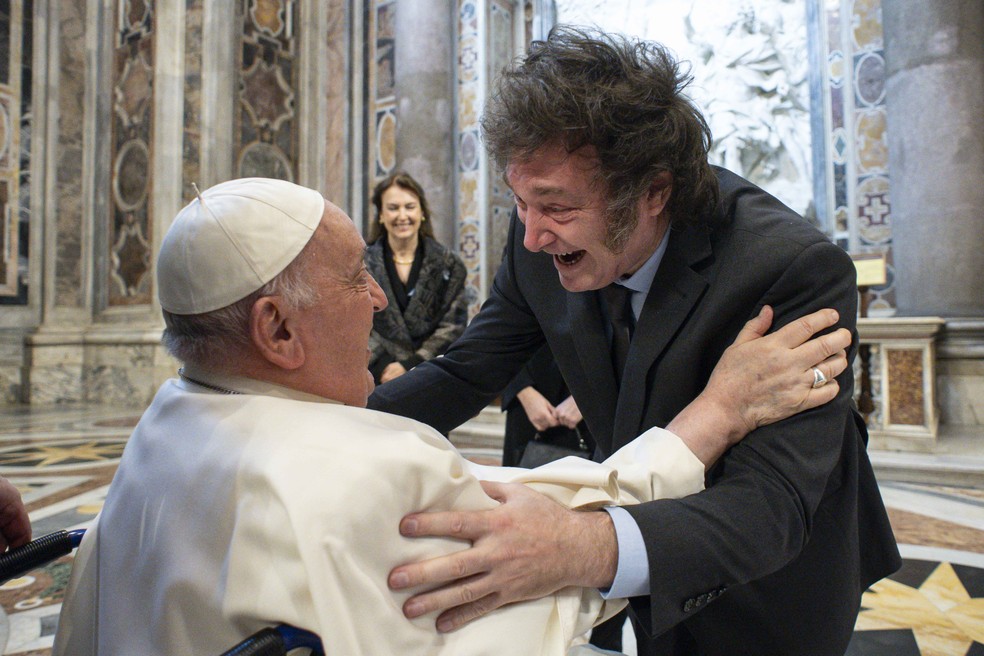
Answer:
(569, 509, 619, 589)
(665, 395, 742, 470)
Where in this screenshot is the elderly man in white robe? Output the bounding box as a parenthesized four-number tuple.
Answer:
(52, 178, 849, 655)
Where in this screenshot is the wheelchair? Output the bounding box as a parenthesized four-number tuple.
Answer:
(0, 529, 324, 656)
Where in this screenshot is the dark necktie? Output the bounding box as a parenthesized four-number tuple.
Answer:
(601, 284, 634, 383)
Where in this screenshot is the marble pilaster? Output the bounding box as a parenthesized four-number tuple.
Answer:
(22, 330, 88, 404)
(199, 0, 237, 188)
(882, 0, 984, 317)
(22, 328, 175, 407)
(394, 0, 456, 248)
(21, 0, 97, 405)
(0, 330, 26, 404)
(50, 0, 88, 311)
(181, 0, 204, 204)
(859, 317, 945, 451)
(323, 0, 351, 211)
(937, 320, 984, 428)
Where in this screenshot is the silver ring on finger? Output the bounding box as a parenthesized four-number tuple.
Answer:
(811, 367, 828, 389)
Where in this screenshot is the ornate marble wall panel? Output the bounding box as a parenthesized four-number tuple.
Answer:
(108, 0, 155, 307)
(368, 0, 397, 188)
(22, 338, 86, 404)
(54, 0, 87, 308)
(182, 0, 203, 203)
(485, 0, 515, 286)
(0, 0, 29, 301)
(936, 320, 984, 428)
(456, 0, 484, 313)
(0, 330, 25, 402)
(82, 341, 162, 406)
(888, 348, 926, 426)
(323, 0, 348, 205)
(814, 0, 896, 313)
(22, 331, 171, 406)
(235, 0, 299, 182)
(859, 318, 944, 449)
(453, 0, 530, 315)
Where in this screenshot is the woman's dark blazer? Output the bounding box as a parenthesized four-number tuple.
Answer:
(365, 236, 468, 378)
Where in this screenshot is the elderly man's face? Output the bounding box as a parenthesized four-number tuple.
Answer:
(299, 201, 387, 406)
(506, 142, 669, 292)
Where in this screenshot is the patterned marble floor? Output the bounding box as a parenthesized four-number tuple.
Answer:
(0, 404, 982, 655)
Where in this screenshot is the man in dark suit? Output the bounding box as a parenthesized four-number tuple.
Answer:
(370, 26, 900, 655)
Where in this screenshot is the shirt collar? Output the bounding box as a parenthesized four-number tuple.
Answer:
(179, 363, 340, 405)
(615, 227, 670, 294)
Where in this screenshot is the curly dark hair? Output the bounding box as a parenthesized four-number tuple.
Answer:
(481, 26, 719, 250)
(368, 171, 436, 244)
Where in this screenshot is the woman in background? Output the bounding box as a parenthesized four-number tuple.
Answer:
(366, 172, 468, 384)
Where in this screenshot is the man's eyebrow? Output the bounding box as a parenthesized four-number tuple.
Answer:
(505, 182, 574, 199)
(531, 186, 570, 197)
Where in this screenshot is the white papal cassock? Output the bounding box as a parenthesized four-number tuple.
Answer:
(52, 376, 704, 655)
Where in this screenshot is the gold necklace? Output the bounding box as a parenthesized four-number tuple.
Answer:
(392, 255, 415, 265)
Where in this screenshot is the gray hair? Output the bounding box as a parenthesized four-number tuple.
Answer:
(161, 245, 320, 367)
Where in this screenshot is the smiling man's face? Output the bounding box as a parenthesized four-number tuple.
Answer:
(506, 142, 670, 292)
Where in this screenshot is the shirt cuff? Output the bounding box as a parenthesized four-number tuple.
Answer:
(599, 506, 650, 599)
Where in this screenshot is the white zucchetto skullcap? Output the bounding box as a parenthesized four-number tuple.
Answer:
(158, 177, 324, 315)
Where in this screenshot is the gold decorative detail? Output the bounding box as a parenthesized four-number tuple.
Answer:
(0, 441, 126, 468)
(851, 0, 884, 51)
(376, 111, 397, 173)
(251, 0, 285, 37)
(856, 562, 984, 652)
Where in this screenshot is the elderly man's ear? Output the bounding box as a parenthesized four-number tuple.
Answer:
(249, 296, 305, 370)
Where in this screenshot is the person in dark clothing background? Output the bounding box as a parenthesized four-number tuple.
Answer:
(365, 171, 468, 385)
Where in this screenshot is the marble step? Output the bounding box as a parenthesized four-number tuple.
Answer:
(448, 405, 505, 451)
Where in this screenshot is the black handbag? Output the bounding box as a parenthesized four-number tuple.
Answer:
(518, 424, 593, 468)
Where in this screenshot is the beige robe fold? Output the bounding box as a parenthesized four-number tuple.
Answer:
(53, 379, 703, 655)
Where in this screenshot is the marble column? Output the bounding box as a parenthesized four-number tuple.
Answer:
(882, 0, 984, 317)
(393, 0, 456, 248)
(883, 0, 984, 431)
(22, 0, 97, 404)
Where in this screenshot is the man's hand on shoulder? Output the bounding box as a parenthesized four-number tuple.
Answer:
(668, 306, 851, 468)
(388, 481, 617, 632)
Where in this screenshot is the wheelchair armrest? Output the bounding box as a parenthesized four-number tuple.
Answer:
(0, 529, 86, 584)
(219, 624, 323, 656)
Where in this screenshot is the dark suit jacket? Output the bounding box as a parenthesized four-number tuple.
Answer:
(366, 236, 468, 381)
(369, 169, 901, 655)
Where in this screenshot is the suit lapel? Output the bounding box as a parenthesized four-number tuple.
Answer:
(612, 225, 713, 446)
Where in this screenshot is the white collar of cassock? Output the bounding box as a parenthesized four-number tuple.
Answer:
(179, 362, 340, 405)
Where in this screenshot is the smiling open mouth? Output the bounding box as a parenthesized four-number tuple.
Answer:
(555, 251, 585, 266)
